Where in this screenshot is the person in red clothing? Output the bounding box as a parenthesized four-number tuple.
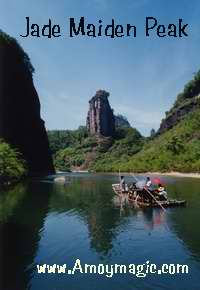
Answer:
(156, 183, 168, 200)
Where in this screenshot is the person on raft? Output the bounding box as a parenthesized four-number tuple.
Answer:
(145, 176, 152, 187)
(120, 176, 126, 192)
(134, 177, 153, 203)
(141, 177, 155, 203)
(156, 184, 168, 200)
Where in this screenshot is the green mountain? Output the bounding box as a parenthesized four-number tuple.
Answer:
(93, 71, 200, 172)
(48, 71, 200, 173)
(93, 108, 200, 172)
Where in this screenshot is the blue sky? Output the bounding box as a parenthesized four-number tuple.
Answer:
(1, 0, 200, 135)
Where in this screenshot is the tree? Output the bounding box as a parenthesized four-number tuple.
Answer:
(166, 136, 184, 154)
(75, 126, 88, 144)
(0, 140, 27, 184)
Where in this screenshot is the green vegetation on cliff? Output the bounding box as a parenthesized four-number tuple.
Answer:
(48, 126, 88, 155)
(48, 110, 200, 174)
(92, 109, 200, 172)
(92, 69, 200, 172)
(164, 70, 200, 119)
(0, 140, 27, 185)
(48, 127, 144, 171)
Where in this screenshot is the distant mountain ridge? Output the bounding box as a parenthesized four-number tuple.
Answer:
(115, 115, 131, 128)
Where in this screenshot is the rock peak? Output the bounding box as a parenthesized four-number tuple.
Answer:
(87, 90, 115, 137)
(89, 90, 110, 102)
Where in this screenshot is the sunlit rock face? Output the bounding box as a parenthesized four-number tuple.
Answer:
(86, 90, 115, 137)
(0, 31, 54, 176)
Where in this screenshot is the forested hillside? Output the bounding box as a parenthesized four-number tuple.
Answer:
(48, 71, 200, 173)
(93, 109, 200, 172)
(48, 125, 144, 171)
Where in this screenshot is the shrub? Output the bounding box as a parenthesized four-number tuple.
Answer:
(0, 140, 27, 184)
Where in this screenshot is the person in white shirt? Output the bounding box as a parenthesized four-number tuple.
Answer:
(145, 177, 152, 187)
(120, 176, 126, 192)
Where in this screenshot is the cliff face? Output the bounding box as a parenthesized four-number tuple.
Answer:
(86, 90, 115, 137)
(158, 97, 200, 134)
(158, 71, 200, 134)
(0, 31, 54, 176)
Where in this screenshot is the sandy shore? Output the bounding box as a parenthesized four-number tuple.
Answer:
(117, 172, 200, 179)
(60, 170, 200, 178)
(150, 172, 200, 178)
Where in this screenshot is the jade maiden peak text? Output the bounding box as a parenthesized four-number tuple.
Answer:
(20, 17, 189, 39)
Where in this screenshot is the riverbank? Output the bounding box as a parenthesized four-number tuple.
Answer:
(111, 171, 200, 179)
(63, 170, 200, 179)
(150, 172, 200, 178)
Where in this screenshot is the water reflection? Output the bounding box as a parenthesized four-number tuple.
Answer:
(0, 174, 200, 290)
(166, 178, 200, 261)
(49, 177, 123, 255)
(0, 182, 51, 290)
(0, 183, 26, 223)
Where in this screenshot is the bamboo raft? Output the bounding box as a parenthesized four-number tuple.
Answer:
(112, 184, 186, 208)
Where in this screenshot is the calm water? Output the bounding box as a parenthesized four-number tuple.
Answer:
(1, 173, 200, 290)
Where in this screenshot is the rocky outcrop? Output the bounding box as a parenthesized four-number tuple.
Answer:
(86, 90, 115, 137)
(158, 97, 200, 134)
(0, 31, 54, 176)
(115, 114, 131, 128)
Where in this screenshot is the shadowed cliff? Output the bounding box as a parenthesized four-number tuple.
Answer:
(0, 31, 54, 176)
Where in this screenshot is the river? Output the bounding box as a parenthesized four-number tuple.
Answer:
(0, 173, 200, 290)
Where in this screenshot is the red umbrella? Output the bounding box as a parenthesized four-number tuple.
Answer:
(152, 178, 164, 185)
